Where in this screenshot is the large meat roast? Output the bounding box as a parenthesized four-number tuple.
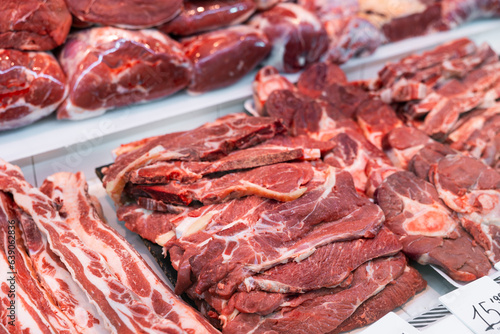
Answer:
(182, 26, 271, 93)
(0, 49, 67, 131)
(57, 27, 192, 120)
(159, 0, 256, 36)
(0, 0, 71, 51)
(65, 0, 182, 28)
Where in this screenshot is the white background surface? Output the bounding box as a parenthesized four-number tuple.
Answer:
(4, 19, 500, 333)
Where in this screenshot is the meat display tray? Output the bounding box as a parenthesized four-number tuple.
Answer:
(92, 165, 466, 332)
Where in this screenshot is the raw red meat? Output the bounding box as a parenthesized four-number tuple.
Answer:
(383, 126, 433, 169)
(377, 171, 491, 281)
(182, 26, 271, 93)
(41, 171, 219, 334)
(250, 3, 329, 73)
(159, 0, 256, 36)
(103, 114, 286, 203)
(242, 226, 402, 294)
(66, 0, 182, 28)
(0, 194, 78, 333)
(224, 254, 407, 334)
(171, 167, 384, 296)
(430, 155, 500, 263)
(253, 66, 295, 115)
(8, 197, 108, 334)
(355, 99, 403, 150)
(0, 49, 67, 131)
(117, 203, 179, 244)
(448, 104, 500, 169)
(325, 16, 384, 64)
(58, 27, 191, 120)
(379, 2, 444, 42)
(128, 162, 313, 205)
(297, 62, 347, 99)
(331, 266, 427, 333)
(408, 142, 456, 180)
(129, 144, 310, 184)
(0, 0, 71, 51)
(442, 0, 500, 28)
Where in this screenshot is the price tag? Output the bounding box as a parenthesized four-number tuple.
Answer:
(361, 312, 419, 334)
(439, 276, 500, 333)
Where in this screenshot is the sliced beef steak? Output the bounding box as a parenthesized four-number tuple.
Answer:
(117, 203, 180, 244)
(242, 226, 402, 294)
(383, 126, 433, 169)
(430, 155, 500, 263)
(128, 144, 312, 185)
(331, 265, 426, 334)
(103, 114, 286, 203)
(171, 167, 384, 297)
(377, 171, 491, 281)
(128, 162, 313, 205)
(448, 104, 500, 169)
(355, 99, 403, 150)
(223, 254, 407, 334)
(408, 142, 456, 181)
(252, 66, 295, 115)
(296, 62, 347, 99)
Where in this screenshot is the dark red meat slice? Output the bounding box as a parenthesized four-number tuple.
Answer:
(183, 26, 271, 93)
(159, 0, 256, 36)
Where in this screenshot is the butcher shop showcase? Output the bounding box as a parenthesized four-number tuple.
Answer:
(1, 0, 500, 333)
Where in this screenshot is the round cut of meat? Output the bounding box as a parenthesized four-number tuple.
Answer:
(182, 25, 271, 94)
(250, 3, 329, 73)
(57, 27, 192, 120)
(0, 49, 67, 131)
(159, 0, 256, 36)
(0, 0, 71, 51)
(66, 0, 182, 29)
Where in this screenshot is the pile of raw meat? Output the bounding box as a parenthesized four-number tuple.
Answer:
(103, 37, 500, 332)
(0, 159, 219, 334)
(103, 114, 427, 333)
(253, 37, 500, 281)
(2, 0, 500, 130)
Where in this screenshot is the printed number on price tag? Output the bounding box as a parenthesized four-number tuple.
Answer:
(440, 276, 500, 333)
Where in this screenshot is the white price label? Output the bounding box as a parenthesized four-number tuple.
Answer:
(439, 276, 500, 333)
(361, 312, 419, 334)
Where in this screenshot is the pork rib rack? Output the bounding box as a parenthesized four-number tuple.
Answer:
(0, 159, 219, 334)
